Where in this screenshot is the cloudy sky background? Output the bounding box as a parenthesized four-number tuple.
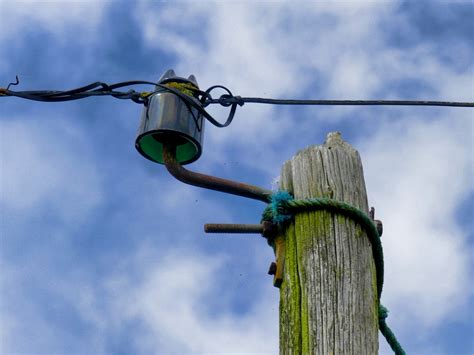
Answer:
(0, 1, 473, 354)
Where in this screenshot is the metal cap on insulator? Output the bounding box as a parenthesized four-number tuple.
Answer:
(135, 69, 204, 165)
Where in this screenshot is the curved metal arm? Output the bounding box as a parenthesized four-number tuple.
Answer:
(162, 144, 272, 203)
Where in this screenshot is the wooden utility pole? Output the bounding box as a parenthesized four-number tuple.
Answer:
(278, 132, 378, 354)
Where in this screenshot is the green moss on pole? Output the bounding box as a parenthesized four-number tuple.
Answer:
(278, 132, 378, 354)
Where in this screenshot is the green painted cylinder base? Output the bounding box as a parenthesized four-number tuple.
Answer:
(135, 90, 204, 165)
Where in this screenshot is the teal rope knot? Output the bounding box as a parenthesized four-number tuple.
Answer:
(270, 190, 294, 224)
(379, 304, 406, 355)
(261, 190, 294, 224)
(379, 304, 389, 321)
(262, 191, 405, 355)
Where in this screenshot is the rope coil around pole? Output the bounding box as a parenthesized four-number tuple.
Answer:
(261, 191, 405, 355)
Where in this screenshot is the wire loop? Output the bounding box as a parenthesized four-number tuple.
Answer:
(6, 75, 19, 90)
(200, 85, 240, 127)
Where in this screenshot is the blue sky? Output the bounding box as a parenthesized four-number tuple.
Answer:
(0, 1, 473, 354)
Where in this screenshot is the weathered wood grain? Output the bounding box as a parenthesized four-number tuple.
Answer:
(279, 132, 378, 354)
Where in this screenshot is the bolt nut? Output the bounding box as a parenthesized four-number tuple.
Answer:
(262, 221, 277, 240)
(268, 262, 277, 275)
(375, 219, 383, 237)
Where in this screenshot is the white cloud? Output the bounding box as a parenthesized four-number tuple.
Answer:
(0, 0, 107, 38)
(135, 1, 301, 162)
(131, 2, 397, 174)
(2, 244, 279, 354)
(108, 248, 279, 354)
(0, 118, 103, 223)
(0, 0, 109, 75)
(361, 115, 473, 328)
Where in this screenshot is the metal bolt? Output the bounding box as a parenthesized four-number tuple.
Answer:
(204, 223, 263, 234)
(370, 207, 383, 236)
(375, 219, 383, 237)
(268, 262, 277, 275)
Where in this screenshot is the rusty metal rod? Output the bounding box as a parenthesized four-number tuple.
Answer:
(162, 144, 272, 203)
(204, 223, 264, 234)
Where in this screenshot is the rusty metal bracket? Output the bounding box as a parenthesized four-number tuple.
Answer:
(162, 143, 285, 287)
(162, 144, 272, 203)
(271, 233, 285, 288)
(263, 224, 285, 288)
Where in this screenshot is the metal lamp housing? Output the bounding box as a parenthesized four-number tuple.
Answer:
(135, 74, 204, 165)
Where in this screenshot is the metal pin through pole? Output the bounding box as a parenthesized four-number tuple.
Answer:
(204, 223, 264, 234)
(204, 221, 277, 238)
